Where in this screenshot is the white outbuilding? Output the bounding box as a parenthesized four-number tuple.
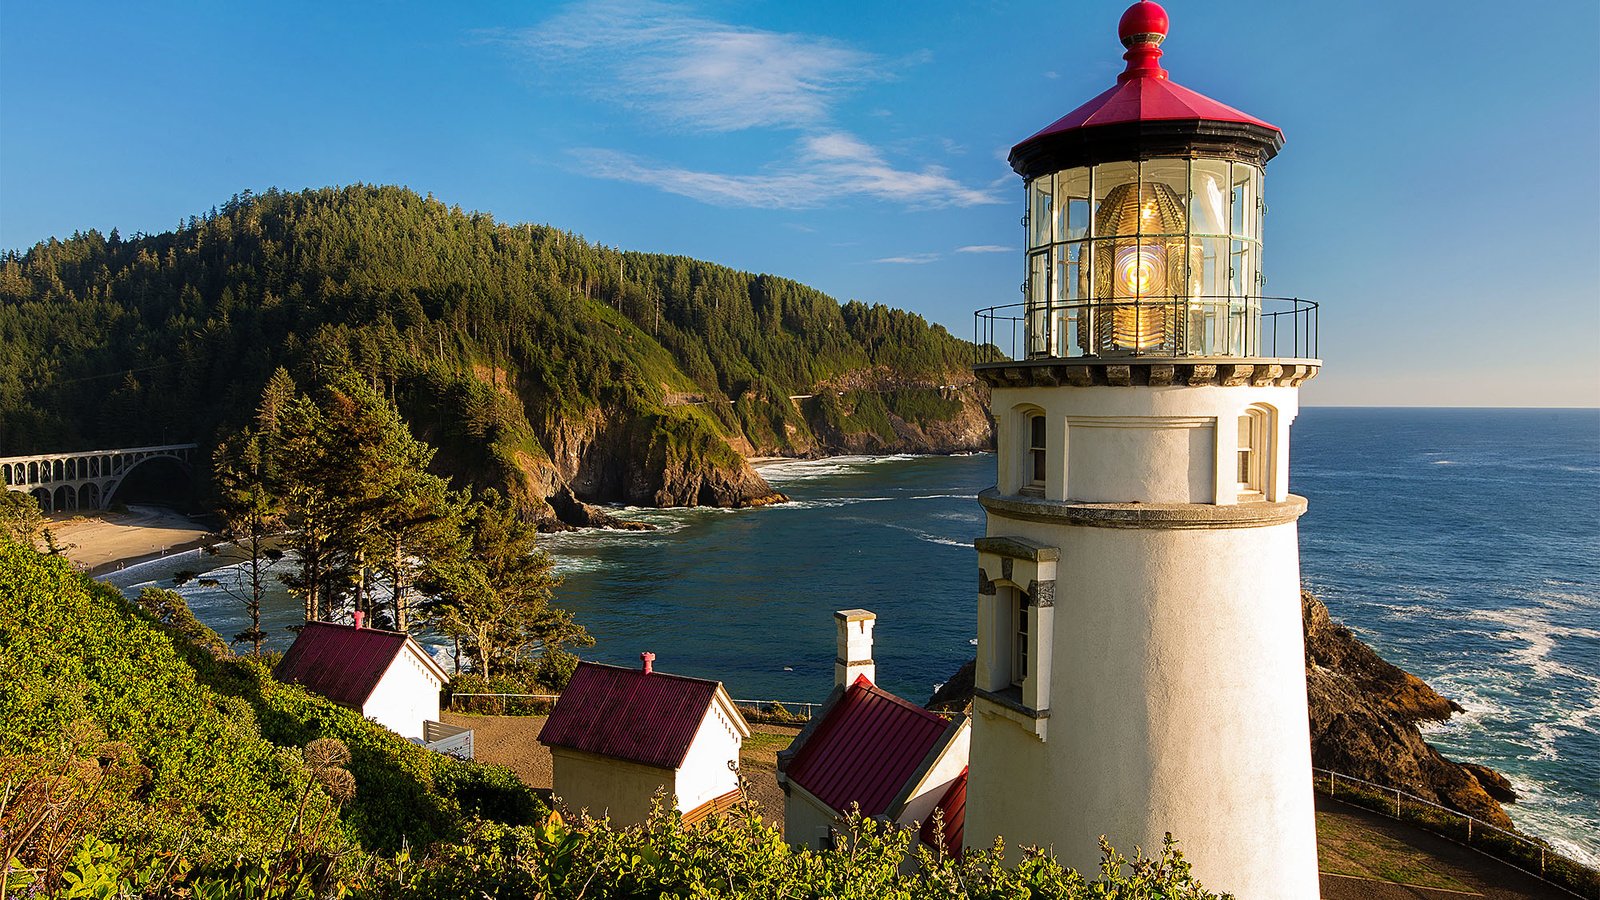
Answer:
(275, 616, 450, 743)
(539, 655, 751, 826)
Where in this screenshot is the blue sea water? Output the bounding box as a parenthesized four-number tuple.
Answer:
(107, 408, 1599, 864)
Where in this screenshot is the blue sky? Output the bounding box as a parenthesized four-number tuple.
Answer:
(2, 0, 1596, 406)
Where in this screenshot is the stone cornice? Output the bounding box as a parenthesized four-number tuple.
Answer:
(979, 488, 1308, 530)
(974, 358, 1320, 389)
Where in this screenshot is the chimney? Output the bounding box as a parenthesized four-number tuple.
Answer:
(834, 609, 876, 689)
(353, 610, 365, 629)
(640, 651, 656, 674)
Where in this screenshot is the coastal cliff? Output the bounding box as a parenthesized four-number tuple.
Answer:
(1301, 590, 1516, 827)
(0, 186, 988, 527)
(927, 590, 1516, 829)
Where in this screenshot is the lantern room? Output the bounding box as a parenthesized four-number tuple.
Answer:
(988, 0, 1313, 362)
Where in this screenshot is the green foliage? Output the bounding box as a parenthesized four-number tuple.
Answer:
(419, 488, 587, 681)
(0, 543, 346, 883)
(0, 491, 43, 548)
(0, 186, 974, 488)
(381, 800, 1228, 900)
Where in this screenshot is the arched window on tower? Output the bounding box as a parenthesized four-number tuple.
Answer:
(1236, 406, 1271, 499)
(1026, 413, 1047, 495)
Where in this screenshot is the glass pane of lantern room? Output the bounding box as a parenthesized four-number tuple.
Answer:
(1058, 168, 1091, 241)
(1057, 242, 1086, 355)
(1231, 164, 1258, 240)
(1029, 251, 1049, 357)
(1191, 160, 1230, 236)
(1091, 162, 1139, 238)
(1140, 160, 1188, 238)
(1029, 177, 1054, 248)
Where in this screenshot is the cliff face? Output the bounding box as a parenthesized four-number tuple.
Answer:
(488, 368, 988, 529)
(926, 591, 1516, 829)
(1302, 591, 1514, 827)
(795, 371, 993, 457)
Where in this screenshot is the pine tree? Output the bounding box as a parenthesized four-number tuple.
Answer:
(419, 489, 587, 681)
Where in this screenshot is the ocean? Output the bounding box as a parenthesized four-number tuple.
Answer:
(106, 407, 1599, 864)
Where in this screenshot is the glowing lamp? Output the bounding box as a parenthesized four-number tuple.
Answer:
(1091, 181, 1188, 353)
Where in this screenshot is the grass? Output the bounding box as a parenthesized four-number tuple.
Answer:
(737, 729, 798, 777)
(1316, 809, 1474, 892)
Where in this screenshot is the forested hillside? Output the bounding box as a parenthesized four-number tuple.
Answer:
(0, 186, 990, 525)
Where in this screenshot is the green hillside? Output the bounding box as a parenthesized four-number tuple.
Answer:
(0, 540, 538, 894)
(0, 186, 988, 521)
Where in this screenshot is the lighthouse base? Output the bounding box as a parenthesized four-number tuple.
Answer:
(965, 508, 1319, 900)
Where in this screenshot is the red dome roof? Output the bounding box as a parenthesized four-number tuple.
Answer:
(1010, 1, 1282, 178)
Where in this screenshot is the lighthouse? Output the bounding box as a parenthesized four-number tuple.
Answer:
(964, 3, 1321, 897)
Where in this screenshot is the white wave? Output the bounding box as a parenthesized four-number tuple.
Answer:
(101, 546, 207, 578)
(871, 520, 970, 549)
(757, 454, 929, 484)
(1501, 776, 1600, 866)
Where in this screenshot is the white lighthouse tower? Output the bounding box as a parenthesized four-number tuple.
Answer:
(963, 3, 1321, 897)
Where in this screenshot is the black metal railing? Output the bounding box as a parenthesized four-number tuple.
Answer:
(973, 296, 1318, 366)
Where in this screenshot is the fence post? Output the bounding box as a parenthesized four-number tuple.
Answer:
(1466, 818, 1472, 842)
(1392, 788, 1400, 817)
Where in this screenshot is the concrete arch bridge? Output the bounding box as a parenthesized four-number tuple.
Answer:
(1, 444, 199, 513)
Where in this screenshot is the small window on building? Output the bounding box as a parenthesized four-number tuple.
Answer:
(1237, 411, 1264, 496)
(1027, 414, 1047, 491)
(1012, 592, 1030, 687)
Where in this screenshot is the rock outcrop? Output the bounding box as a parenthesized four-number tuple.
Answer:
(926, 591, 1516, 829)
(1302, 590, 1514, 828)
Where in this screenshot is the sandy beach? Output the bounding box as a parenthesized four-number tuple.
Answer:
(47, 504, 216, 575)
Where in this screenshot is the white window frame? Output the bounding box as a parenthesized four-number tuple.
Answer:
(1011, 590, 1030, 687)
(1025, 413, 1047, 495)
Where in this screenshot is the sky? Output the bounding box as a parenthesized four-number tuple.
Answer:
(2, 0, 1597, 407)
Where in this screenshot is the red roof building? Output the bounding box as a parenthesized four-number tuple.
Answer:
(275, 620, 449, 741)
(540, 657, 751, 826)
(778, 673, 970, 851)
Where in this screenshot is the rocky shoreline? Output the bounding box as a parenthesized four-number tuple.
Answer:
(927, 590, 1519, 830)
(519, 373, 992, 531)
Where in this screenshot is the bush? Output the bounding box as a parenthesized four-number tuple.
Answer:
(381, 798, 1228, 900)
(0, 542, 347, 889)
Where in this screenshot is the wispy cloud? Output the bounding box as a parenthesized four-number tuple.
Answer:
(497, 1, 998, 209)
(873, 253, 941, 265)
(505, 0, 871, 132)
(579, 131, 997, 209)
(956, 244, 1011, 254)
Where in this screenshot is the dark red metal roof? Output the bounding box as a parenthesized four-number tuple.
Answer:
(1010, 1, 1281, 176)
(785, 675, 952, 818)
(1019, 75, 1278, 143)
(275, 622, 422, 707)
(539, 662, 722, 770)
(920, 766, 968, 857)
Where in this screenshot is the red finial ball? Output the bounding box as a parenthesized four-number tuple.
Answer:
(1118, 1, 1169, 47)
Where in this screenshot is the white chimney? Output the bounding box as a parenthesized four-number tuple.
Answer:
(834, 609, 876, 689)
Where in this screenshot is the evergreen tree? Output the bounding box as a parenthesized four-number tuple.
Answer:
(212, 427, 284, 653)
(420, 489, 588, 680)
